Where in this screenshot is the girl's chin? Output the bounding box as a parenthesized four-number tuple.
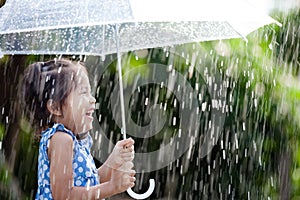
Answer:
(74, 123, 93, 135)
(81, 126, 93, 133)
(82, 123, 93, 133)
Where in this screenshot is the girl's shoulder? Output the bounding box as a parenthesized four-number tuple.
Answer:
(42, 123, 74, 137)
(50, 131, 73, 144)
(47, 130, 74, 160)
(40, 123, 76, 144)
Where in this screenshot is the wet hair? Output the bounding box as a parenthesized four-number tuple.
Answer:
(21, 59, 86, 129)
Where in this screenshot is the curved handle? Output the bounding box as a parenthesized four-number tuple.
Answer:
(127, 179, 155, 199)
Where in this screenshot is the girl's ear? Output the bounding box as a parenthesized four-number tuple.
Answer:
(46, 99, 62, 116)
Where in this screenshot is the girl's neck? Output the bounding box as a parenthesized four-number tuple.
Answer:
(76, 131, 89, 140)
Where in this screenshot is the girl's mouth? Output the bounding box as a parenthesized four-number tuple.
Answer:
(86, 110, 94, 120)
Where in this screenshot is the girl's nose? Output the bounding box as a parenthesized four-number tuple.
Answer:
(90, 95, 96, 104)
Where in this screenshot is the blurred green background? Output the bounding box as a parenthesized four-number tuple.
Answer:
(1, 3, 300, 200)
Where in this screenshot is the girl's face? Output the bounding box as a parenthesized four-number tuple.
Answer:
(60, 67, 96, 135)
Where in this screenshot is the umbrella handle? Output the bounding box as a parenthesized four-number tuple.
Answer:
(127, 179, 155, 199)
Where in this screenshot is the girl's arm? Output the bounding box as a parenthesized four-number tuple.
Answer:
(48, 132, 135, 199)
(98, 138, 135, 182)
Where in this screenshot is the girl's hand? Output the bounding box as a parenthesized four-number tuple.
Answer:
(110, 161, 136, 193)
(106, 138, 135, 170)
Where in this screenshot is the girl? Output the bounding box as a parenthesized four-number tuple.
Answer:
(22, 59, 135, 199)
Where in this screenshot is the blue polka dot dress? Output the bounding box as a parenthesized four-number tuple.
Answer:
(35, 123, 100, 200)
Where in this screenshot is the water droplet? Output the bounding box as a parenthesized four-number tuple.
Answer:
(172, 117, 176, 126)
(235, 134, 239, 149)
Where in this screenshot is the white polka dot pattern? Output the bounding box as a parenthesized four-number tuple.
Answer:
(35, 124, 99, 200)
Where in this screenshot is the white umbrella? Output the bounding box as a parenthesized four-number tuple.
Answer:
(0, 0, 280, 55)
(0, 0, 281, 199)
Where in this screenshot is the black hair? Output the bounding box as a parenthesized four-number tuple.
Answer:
(21, 59, 85, 130)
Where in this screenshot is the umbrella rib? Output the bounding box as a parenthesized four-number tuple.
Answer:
(0, 21, 133, 35)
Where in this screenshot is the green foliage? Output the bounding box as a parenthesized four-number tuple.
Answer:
(0, 124, 20, 200)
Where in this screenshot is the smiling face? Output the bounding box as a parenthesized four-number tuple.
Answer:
(58, 66, 96, 135)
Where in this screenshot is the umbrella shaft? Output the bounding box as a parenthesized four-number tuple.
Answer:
(117, 53, 127, 139)
(115, 24, 127, 140)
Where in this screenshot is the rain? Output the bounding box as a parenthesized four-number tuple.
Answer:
(0, 0, 300, 199)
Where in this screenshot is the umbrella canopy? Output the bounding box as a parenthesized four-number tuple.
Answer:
(0, 0, 280, 56)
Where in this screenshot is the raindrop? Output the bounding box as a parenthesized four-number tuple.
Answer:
(172, 117, 176, 126)
(86, 179, 90, 191)
(259, 156, 262, 166)
(177, 84, 181, 92)
(173, 99, 177, 108)
(181, 100, 185, 109)
(201, 102, 207, 111)
(144, 97, 149, 106)
(254, 99, 257, 108)
(79, 55, 83, 61)
(166, 51, 169, 58)
(222, 150, 226, 159)
(270, 176, 274, 187)
(253, 140, 257, 152)
(198, 93, 202, 101)
(235, 134, 239, 149)
(96, 189, 100, 199)
(163, 102, 167, 111)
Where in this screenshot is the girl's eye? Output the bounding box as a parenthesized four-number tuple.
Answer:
(80, 87, 91, 95)
(81, 90, 92, 95)
(80, 90, 88, 94)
